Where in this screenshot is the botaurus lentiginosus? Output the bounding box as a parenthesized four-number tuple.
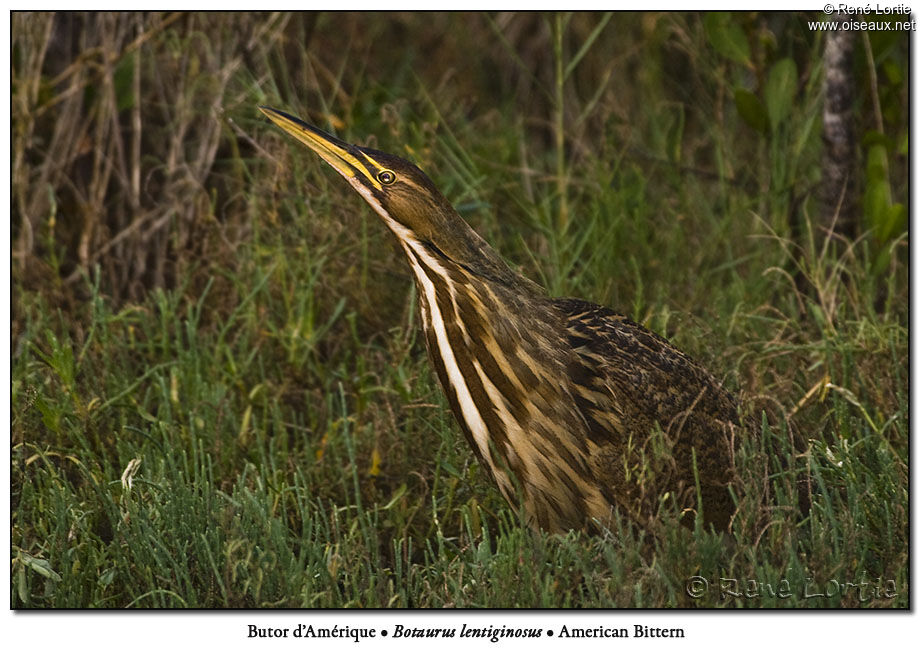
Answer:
(260, 106, 744, 534)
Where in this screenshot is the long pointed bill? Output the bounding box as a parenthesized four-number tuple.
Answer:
(260, 105, 418, 242)
(259, 106, 383, 191)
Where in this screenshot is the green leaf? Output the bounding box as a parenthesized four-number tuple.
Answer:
(33, 393, 62, 434)
(862, 129, 892, 150)
(17, 565, 27, 605)
(665, 105, 685, 164)
(22, 554, 62, 582)
(882, 59, 903, 85)
(705, 13, 751, 64)
(866, 143, 889, 183)
(878, 203, 906, 243)
(381, 483, 408, 510)
(764, 58, 797, 132)
(114, 52, 137, 112)
(863, 178, 890, 228)
(734, 88, 768, 134)
(98, 567, 117, 587)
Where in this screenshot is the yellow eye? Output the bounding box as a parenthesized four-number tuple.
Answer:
(378, 170, 396, 185)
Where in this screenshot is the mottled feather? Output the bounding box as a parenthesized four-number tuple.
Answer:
(555, 298, 742, 532)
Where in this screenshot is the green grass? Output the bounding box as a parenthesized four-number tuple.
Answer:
(11, 12, 908, 608)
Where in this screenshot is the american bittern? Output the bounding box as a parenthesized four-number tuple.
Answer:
(261, 106, 745, 534)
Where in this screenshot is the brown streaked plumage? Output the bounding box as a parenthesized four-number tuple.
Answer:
(260, 106, 745, 534)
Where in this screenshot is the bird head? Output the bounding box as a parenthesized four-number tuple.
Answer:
(260, 106, 523, 288)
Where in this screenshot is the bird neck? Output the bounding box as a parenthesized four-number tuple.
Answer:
(420, 206, 540, 295)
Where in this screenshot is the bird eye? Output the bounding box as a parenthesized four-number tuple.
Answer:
(377, 170, 396, 185)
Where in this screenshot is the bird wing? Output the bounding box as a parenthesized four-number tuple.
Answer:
(554, 297, 742, 502)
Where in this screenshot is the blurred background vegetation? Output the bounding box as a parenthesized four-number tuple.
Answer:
(11, 12, 907, 608)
